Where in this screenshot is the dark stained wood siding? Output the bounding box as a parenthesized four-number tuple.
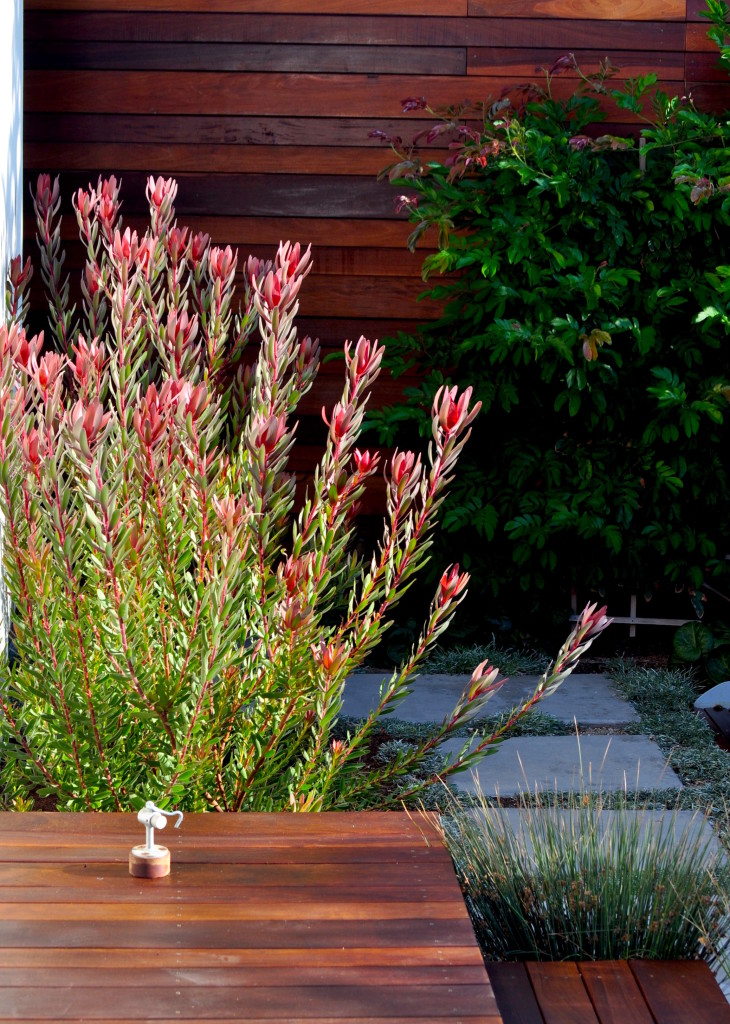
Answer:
(22, 0, 727, 434)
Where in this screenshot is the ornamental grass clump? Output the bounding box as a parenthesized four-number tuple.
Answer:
(0, 174, 609, 811)
(438, 777, 727, 962)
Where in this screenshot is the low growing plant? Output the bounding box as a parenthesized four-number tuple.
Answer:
(0, 174, 609, 811)
(371, 8, 730, 623)
(437, 777, 727, 961)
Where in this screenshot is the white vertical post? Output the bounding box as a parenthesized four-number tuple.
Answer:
(0, 0, 23, 657)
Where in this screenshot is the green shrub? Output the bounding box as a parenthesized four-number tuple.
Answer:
(373, 10, 730, 622)
(0, 174, 610, 811)
(437, 778, 727, 961)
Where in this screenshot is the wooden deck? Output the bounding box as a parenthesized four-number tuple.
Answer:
(487, 960, 730, 1024)
(0, 811, 500, 1023)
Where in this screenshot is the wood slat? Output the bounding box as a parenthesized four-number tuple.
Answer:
(687, 21, 720, 49)
(0, 917, 479, 949)
(26, 0, 469, 14)
(468, 0, 685, 17)
(0, 983, 496, 1021)
(683, 81, 730, 109)
(23, 113, 437, 148)
(687, 0, 718, 18)
(23, 11, 687, 48)
(24, 142, 439, 177)
(629, 960, 730, 1024)
(0, 1018, 496, 1024)
(0, 964, 490, 988)
(39, 216, 418, 251)
(24, 12, 473, 46)
(24, 171, 399, 219)
(578, 962, 655, 1024)
(485, 963, 545, 1024)
(465, 19, 685, 48)
(23, 70, 677, 119)
(0, 945, 486, 969)
(0, 810, 442, 838)
(25, 41, 467, 76)
(525, 962, 600, 1024)
(686, 51, 729, 80)
(468, 48, 685, 78)
(0, 901, 467, 922)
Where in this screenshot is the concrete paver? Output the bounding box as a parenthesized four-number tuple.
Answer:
(343, 671, 638, 726)
(439, 734, 683, 797)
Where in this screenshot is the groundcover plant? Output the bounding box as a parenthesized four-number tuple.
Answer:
(0, 174, 608, 811)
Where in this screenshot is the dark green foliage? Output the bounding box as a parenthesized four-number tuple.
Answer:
(373, 19, 730, 624)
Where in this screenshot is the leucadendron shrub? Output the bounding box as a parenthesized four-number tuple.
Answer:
(0, 174, 609, 811)
(372, 1, 730, 625)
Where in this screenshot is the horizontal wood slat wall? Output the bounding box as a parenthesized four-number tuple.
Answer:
(23, 0, 727, 490)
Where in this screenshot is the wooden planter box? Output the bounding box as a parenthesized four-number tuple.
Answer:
(487, 959, 730, 1024)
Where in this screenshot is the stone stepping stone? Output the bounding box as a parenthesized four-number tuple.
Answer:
(343, 672, 638, 727)
(439, 734, 682, 797)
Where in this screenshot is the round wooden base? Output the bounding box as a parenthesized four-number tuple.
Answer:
(129, 844, 171, 879)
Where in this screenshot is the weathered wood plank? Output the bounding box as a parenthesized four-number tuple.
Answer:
(0, 983, 498, 1021)
(0, 901, 467, 921)
(683, 81, 730, 109)
(0, 918, 479, 949)
(525, 962, 600, 1024)
(687, 0, 718, 18)
(468, 0, 685, 17)
(468, 47, 685, 78)
(25, 12, 472, 46)
(578, 962, 655, 1024)
(485, 963, 544, 1024)
(0, 1015, 501, 1024)
(686, 22, 719, 49)
(465, 19, 685, 48)
(25, 41, 467, 76)
(0, 964, 490, 988)
(24, 171, 400, 219)
(23, 113, 437, 148)
(23, 70, 678, 119)
(39, 216, 416, 250)
(629, 960, 730, 1024)
(24, 142, 436, 177)
(0, 945, 486, 969)
(26, 0, 469, 14)
(686, 50, 728, 79)
(24, 11, 687, 47)
(0, 811, 441, 837)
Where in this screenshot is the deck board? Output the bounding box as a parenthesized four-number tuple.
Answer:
(0, 812, 500, 1023)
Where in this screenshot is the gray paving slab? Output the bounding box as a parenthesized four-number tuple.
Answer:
(439, 734, 683, 796)
(343, 672, 638, 726)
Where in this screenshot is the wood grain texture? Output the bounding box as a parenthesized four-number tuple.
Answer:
(0, 812, 499, 1024)
(629, 960, 730, 1024)
(24, 70, 676, 119)
(24, 113, 437, 148)
(578, 961, 655, 1024)
(485, 963, 544, 1024)
(23, 11, 686, 47)
(468, 48, 685, 78)
(24, 12, 471, 46)
(687, 21, 720, 49)
(25, 0, 469, 13)
(24, 142, 441, 177)
(468, 0, 685, 17)
(525, 962, 600, 1024)
(26, 41, 467, 76)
